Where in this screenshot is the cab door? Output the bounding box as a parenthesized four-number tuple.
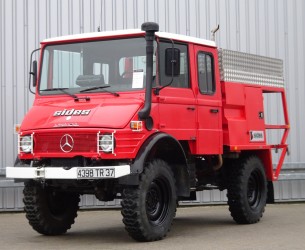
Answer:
(157, 41, 196, 140)
(194, 45, 222, 154)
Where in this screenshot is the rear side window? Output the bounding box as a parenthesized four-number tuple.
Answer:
(198, 52, 215, 95)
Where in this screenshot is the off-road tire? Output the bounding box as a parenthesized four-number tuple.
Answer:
(23, 181, 80, 235)
(121, 159, 177, 241)
(227, 156, 267, 224)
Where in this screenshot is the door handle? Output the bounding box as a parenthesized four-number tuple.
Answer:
(187, 107, 195, 111)
(210, 109, 219, 113)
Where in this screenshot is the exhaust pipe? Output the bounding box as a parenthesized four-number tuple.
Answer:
(138, 22, 159, 120)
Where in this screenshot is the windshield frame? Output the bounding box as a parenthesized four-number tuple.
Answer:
(38, 36, 156, 97)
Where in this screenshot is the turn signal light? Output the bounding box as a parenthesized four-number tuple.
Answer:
(15, 124, 21, 134)
(130, 121, 143, 131)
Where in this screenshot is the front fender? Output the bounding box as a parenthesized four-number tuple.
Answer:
(119, 132, 190, 197)
(132, 132, 187, 173)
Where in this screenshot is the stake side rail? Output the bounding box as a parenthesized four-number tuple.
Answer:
(262, 86, 290, 181)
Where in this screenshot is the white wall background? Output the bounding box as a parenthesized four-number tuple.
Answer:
(0, 0, 305, 207)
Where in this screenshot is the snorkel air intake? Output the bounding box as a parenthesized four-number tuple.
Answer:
(138, 22, 159, 120)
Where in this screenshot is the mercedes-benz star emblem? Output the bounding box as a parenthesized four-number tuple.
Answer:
(60, 134, 74, 153)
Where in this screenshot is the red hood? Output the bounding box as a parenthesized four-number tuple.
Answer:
(21, 97, 143, 131)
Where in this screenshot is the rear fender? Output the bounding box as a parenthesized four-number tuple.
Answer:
(240, 150, 274, 202)
(252, 149, 273, 181)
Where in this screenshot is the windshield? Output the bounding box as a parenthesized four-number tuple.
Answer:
(39, 37, 156, 95)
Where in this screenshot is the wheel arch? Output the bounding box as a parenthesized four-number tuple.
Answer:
(132, 132, 190, 197)
(240, 149, 273, 181)
(239, 149, 274, 203)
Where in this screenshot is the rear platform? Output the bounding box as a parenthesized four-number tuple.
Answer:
(219, 49, 289, 181)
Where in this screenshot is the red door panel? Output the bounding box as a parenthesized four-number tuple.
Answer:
(193, 45, 222, 155)
(158, 88, 196, 140)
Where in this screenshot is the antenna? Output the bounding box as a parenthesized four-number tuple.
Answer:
(98, 2, 102, 32)
(211, 25, 220, 41)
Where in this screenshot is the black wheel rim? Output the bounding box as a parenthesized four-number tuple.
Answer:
(47, 190, 68, 217)
(146, 177, 171, 226)
(247, 169, 263, 209)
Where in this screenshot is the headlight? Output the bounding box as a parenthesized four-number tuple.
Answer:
(99, 134, 115, 153)
(20, 136, 32, 153)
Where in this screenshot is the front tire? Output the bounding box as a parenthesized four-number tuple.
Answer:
(227, 156, 267, 224)
(23, 181, 80, 235)
(121, 159, 177, 241)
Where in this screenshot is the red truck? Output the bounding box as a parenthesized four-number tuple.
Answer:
(7, 22, 289, 241)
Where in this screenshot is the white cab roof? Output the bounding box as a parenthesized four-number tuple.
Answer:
(42, 29, 216, 47)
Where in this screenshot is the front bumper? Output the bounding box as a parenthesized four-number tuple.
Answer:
(6, 165, 130, 180)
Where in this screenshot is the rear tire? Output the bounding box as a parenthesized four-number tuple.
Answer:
(121, 159, 177, 241)
(227, 156, 267, 224)
(23, 181, 80, 235)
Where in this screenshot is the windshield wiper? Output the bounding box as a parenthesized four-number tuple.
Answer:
(40, 88, 90, 101)
(80, 86, 120, 97)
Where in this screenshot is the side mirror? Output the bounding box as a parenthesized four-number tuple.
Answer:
(31, 60, 37, 87)
(165, 48, 180, 76)
(28, 48, 40, 94)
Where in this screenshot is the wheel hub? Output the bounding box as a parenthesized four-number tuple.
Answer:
(247, 170, 262, 208)
(145, 179, 170, 225)
(147, 187, 160, 212)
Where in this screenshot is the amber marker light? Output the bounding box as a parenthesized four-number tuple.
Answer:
(130, 121, 143, 131)
(14, 124, 21, 134)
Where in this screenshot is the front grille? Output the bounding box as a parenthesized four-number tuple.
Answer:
(34, 133, 97, 153)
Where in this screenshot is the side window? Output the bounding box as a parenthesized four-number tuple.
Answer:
(198, 52, 215, 95)
(159, 42, 189, 88)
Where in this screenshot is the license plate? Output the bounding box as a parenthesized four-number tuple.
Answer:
(77, 167, 115, 179)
